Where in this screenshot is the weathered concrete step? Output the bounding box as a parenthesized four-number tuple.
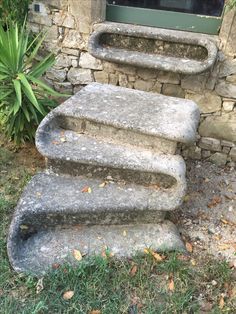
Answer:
(8, 220, 184, 274)
(36, 83, 200, 153)
(37, 125, 186, 187)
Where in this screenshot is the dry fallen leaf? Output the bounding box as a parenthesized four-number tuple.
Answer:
(99, 181, 108, 188)
(20, 225, 29, 230)
(130, 265, 138, 277)
(168, 276, 174, 292)
(219, 295, 224, 309)
(123, 230, 127, 237)
(60, 137, 66, 142)
(218, 244, 231, 251)
(81, 186, 92, 193)
(73, 249, 83, 261)
(152, 252, 164, 262)
(36, 278, 44, 294)
(90, 310, 101, 314)
(52, 263, 60, 270)
(191, 259, 196, 266)
(185, 242, 193, 253)
(144, 248, 150, 255)
(207, 196, 222, 208)
(63, 290, 74, 300)
(52, 141, 60, 145)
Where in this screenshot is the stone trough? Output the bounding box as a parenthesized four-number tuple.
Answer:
(89, 22, 218, 74)
(7, 83, 200, 274)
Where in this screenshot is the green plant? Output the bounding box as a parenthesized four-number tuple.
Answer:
(0, 0, 32, 25)
(0, 21, 62, 143)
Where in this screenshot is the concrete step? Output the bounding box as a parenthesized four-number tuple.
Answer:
(8, 220, 184, 275)
(36, 83, 200, 155)
(37, 126, 186, 188)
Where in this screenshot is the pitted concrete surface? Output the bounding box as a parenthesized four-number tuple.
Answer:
(9, 221, 184, 275)
(36, 83, 200, 146)
(89, 23, 218, 74)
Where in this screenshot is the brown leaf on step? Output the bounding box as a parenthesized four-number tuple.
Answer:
(220, 219, 236, 226)
(20, 225, 29, 230)
(144, 248, 150, 255)
(73, 249, 83, 261)
(90, 310, 101, 314)
(185, 242, 193, 253)
(52, 141, 60, 145)
(218, 244, 231, 251)
(63, 290, 74, 300)
(219, 295, 224, 309)
(99, 181, 108, 188)
(60, 137, 66, 143)
(81, 186, 92, 193)
(52, 263, 60, 269)
(130, 265, 138, 277)
(168, 276, 174, 292)
(36, 278, 44, 294)
(207, 196, 222, 208)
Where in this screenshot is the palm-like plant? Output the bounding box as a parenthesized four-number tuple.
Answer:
(0, 21, 62, 143)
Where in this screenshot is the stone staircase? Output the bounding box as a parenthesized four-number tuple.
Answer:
(7, 83, 200, 274)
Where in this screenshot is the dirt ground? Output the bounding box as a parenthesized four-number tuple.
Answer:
(172, 160, 236, 266)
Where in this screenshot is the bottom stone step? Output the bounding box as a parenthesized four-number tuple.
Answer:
(8, 220, 184, 275)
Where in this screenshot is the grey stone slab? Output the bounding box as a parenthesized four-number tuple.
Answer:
(89, 22, 218, 74)
(37, 125, 186, 188)
(37, 83, 200, 145)
(8, 220, 184, 275)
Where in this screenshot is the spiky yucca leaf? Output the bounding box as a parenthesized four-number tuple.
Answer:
(0, 21, 63, 143)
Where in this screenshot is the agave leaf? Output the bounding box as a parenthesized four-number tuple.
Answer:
(30, 54, 55, 78)
(26, 32, 47, 66)
(28, 75, 64, 96)
(13, 79, 22, 108)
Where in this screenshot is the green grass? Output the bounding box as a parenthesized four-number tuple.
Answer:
(0, 145, 235, 313)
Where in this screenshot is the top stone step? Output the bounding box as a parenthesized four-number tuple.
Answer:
(41, 83, 200, 145)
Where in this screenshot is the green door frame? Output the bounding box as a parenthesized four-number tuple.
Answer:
(106, 4, 224, 35)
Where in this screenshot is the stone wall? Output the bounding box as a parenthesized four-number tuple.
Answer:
(28, 1, 236, 167)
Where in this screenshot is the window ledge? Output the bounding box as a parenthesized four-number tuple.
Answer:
(89, 22, 218, 74)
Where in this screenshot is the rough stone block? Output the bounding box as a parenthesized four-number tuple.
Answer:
(118, 74, 129, 88)
(157, 71, 180, 84)
(61, 48, 80, 56)
(67, 68, 93, 84)
(109, 73, 118, 85)
(62, 30, 86, 50)
(209, 152, 227, 166)
(219, 59, 236, 78)
(198, 137, 221, 152)
(221, 140, 235, 148)
(181, 74, 207, 92)
(137, 68, 157, 80)
(79, 52, 103, 70)
(94, 71, 109, 84)
(53, 11, 75, 28)
(222, 101, 235, 112)
(199, 113, 236, 142)
(186, 92, 221, 114)
(215, 81, 236, 99)
(54, 54, 72, 68)
(226, 74, 236, 84)
(162, 84, 185, 98)
(230, 147, 236, 161)
(46, 68, 67, 82)
(134, 80, 154, 92)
